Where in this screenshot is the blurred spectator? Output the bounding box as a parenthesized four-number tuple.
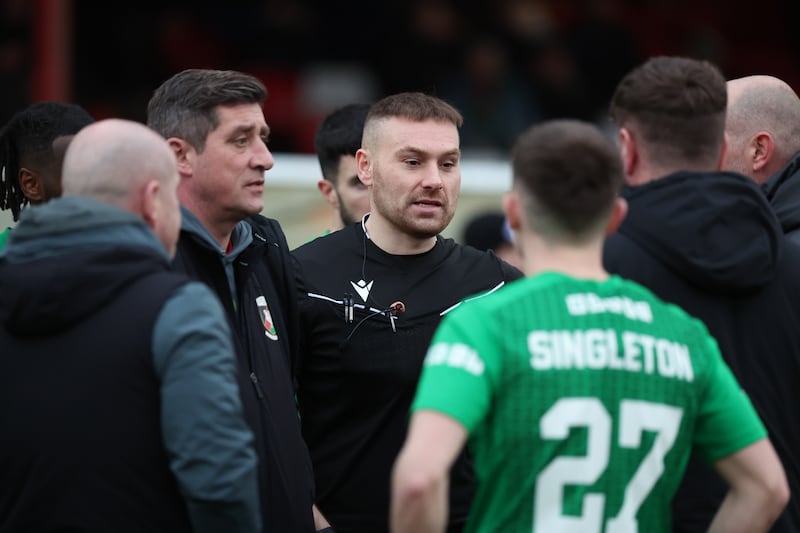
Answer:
(6, 0, 797, 155)
(463, 211, 524, 270)
(0, 0, 31, 124)
(525, 36, 595, 120)
(313, 103, 372, 234)
(440, 35, 540, 153)
(382, 0, 465, 93)
(567, 0, 641, 119)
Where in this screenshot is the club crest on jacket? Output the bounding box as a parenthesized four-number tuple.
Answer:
(256, 295, 278, 341)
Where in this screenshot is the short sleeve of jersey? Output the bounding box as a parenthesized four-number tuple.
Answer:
(0, 227, 10, 251)
(411, 302, 497, 432)
(693, 333, 767, 463)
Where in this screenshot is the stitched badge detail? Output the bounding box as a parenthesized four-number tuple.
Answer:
(256, 295, 279, 341)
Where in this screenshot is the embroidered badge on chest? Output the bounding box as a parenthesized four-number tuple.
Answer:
(350, 279, 374, 303)
(255, 295, 279, 341)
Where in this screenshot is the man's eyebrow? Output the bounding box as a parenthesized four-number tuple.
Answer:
(396, 147, 461, 157)
(229, 124, 270, 137)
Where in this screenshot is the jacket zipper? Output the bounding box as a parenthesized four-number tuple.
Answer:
(249, 372, 265, 399)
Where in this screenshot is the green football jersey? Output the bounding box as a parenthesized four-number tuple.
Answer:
(0, 227, 9, 251)
(412, 271, 766, 533)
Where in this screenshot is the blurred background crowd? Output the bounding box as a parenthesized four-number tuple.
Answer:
(2, 0, 799, 244)
(3, 0, 799, 155)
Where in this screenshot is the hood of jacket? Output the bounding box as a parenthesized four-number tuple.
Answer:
(617, 171, 782, 293)
(0, 197, 171, 337)
(762, 151, 800, 235)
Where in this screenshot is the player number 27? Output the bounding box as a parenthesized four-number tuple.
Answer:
(534, 397, 683, 532)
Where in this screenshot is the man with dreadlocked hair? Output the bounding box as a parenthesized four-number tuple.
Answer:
(0, 102, 94, 249)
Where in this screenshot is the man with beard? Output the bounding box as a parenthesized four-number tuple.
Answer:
(314, 103, 372, 235)
(603, 56, 800, 532)
(292, 92, 522, 533)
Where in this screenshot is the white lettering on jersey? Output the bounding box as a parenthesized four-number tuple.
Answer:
(566, 292, 653, 323)
(424, 343, 485, 376)
(528, 329, 694, 382)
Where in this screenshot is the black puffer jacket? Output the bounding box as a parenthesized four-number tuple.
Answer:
(173, 211, 315, 533)
(604, 171, 800, 533)
(763, 151, 800, 245)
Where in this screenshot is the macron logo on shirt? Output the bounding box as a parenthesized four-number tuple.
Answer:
(350, 279, 374, 303)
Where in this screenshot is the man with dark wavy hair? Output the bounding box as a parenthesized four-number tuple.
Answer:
(148, 69, 328, 533)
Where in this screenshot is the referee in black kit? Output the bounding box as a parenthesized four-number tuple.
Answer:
(292, 92, 522, 533)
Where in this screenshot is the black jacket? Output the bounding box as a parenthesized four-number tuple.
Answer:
(173, 213, 315, 533)
(763, 151, 800, 245)
(604, 171, 800, 532)
(0, 247, 192, 533)
(292, 222, 522, 533)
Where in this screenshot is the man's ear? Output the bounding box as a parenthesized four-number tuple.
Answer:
(718, 133, 729, 171)
(317, 179, 340, 208)
(618, 127, 637, 180)
(751, 132, 774, 173)
(356, 148, 373, 187)
(605, 197, 628, 236)
(502, 191, 522, 232)
(139, 179, 161, 232)
(168, 138, 195, 177)
(18, 168, 45, 203)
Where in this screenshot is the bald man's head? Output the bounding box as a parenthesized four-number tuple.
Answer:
(63, 119, 176, 202)
(62, 119, 182, 256)
(723, 75, 800, 183)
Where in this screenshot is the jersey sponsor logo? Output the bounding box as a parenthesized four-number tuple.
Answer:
(350, 279, 374, 303)
(255, 295, 279, 341)
(528, 329, 694, 382)
(424, 343, 485, 376)
(566, 292, 653, 323)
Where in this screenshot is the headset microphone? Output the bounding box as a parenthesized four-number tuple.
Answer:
(343, 298, 407, 339)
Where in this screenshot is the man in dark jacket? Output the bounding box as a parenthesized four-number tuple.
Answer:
(0, 119, 259, 532)
(603, 56, 800, 532)
(723, 75, 800, 244)
(147, 69, 328, 533)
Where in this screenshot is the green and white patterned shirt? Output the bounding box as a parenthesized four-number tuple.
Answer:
(413, 271, 766, 533)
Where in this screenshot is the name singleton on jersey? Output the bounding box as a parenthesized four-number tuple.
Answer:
(528, 329, 694, 382)
(426, 293, 693, 382)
